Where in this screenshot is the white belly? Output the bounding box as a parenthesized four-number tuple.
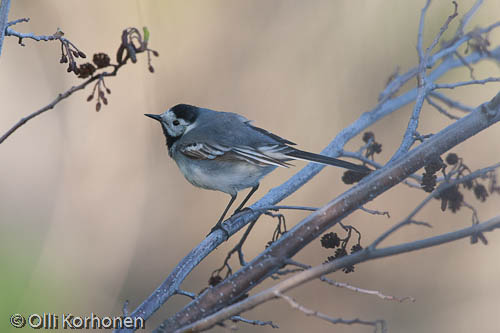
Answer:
(174, 154, 276, 195)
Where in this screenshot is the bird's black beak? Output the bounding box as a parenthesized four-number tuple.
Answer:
(144, 113, 162, 122)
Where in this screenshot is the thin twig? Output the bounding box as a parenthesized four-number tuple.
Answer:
(275, 292, 385, 332)
(379, 18, 500, 103)
(254, 205, 318, 212)
(390, 0, 459, 163)
(426, 96, 460, 120)
(288, 258, 414, 303)
(429, 91, 475, 112)
(454, 51, 476, 80)
(340, 150, 383, 169)
(0, 74, 101, 144)
(6, 17, 29, 27)
(425, 1, 458, 56)
(360, 207, 390, 218)
(433, 77, 500, 89)
(320, 277, 415, 303)
(416, 0, 432, 64)
(5, 26, 75, 45)
(429, 21, 500, 65)
(229, 316, 278, 329)
(456, 0, 484, 37)
(271, 268, 304, 279)
(214, 219, 258, 273)
(175, 289, 196, 300)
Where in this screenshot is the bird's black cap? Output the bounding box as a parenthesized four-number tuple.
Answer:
(170, 104, 199, 123)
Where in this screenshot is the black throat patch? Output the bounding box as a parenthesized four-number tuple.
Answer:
(162, 123, 178, 155)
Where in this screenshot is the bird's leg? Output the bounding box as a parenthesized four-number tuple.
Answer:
(209, 194, 237, 235)
(233, 184, 259, 214)
(209, 185, 260, 236)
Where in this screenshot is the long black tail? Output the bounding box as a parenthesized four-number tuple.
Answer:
(286, 149, 371, 173)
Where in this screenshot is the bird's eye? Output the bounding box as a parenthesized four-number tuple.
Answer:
(173, 120, 180, 126)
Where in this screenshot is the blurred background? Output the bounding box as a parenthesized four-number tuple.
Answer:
(1, 1, 500, 332)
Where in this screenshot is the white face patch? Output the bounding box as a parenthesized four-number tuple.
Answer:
(162, 109, 193, 137)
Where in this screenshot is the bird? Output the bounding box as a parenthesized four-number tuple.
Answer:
(145, 104, 370, 234)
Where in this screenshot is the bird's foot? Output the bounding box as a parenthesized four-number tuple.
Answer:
(208, 221, 229, 238)
(233, 206, 253, 216)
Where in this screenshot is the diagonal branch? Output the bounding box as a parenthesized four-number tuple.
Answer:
(0, 71, 113, 144)
(0, 75, 100, 144)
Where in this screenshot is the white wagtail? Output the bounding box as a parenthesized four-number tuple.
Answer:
(146, 104, 370, 233)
